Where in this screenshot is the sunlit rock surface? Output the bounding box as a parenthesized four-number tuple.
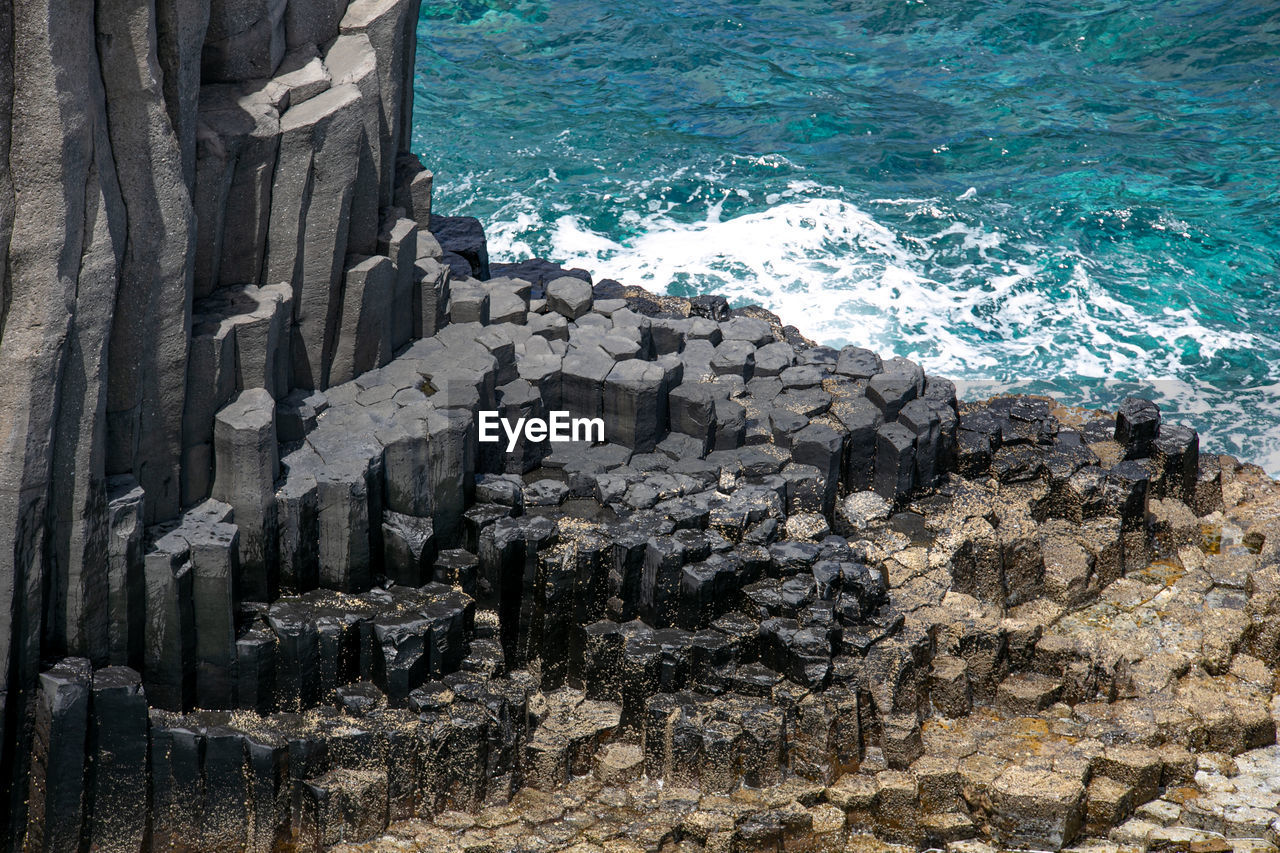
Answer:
(5, 1, 1280, 851)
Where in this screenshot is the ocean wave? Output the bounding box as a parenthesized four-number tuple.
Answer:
(490, 187, 1262, 374)
(479, 184, 1280, 473)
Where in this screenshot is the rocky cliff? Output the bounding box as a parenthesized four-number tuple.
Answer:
(6, 4, 1280, 853)
(0, 0, 436, 844)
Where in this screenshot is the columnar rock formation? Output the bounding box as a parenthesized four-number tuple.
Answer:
(7, 3, 1280, 853)
(0, 0, 431, 844)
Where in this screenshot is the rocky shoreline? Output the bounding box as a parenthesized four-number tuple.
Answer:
(20, 236, 1280, 853)
(291, 278, 1280, 853)
(5, 2, 1280, 853)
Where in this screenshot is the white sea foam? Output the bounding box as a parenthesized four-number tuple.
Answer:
(479, 183, 1280, 473)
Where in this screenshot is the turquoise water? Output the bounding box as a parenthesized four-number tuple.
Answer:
(412, 0, 1280, 474)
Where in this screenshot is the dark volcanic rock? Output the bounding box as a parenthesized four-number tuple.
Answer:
(429, 214, 490, 280)
(4, 10, 1266, 853)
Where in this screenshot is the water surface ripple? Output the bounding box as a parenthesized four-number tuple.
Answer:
(413, 0, 1280, 473)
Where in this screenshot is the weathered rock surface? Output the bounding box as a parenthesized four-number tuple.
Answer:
(6, 4, 1280, 853)
(0, 0, 437, 839)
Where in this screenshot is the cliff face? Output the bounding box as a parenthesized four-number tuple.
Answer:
(7, 5, 1280, 853)
(0, 0, 432, 842)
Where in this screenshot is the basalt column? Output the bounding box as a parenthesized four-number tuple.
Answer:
(0, 0, 431, 842)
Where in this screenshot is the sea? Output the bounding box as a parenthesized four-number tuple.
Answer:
(411, 0, 1280, 475)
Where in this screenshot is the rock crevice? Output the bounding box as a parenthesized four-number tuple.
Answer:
(0, 0, 430, 842)
(5, 5, 1280, 853)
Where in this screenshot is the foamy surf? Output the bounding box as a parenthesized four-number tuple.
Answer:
(480, 186, 1280, 474)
